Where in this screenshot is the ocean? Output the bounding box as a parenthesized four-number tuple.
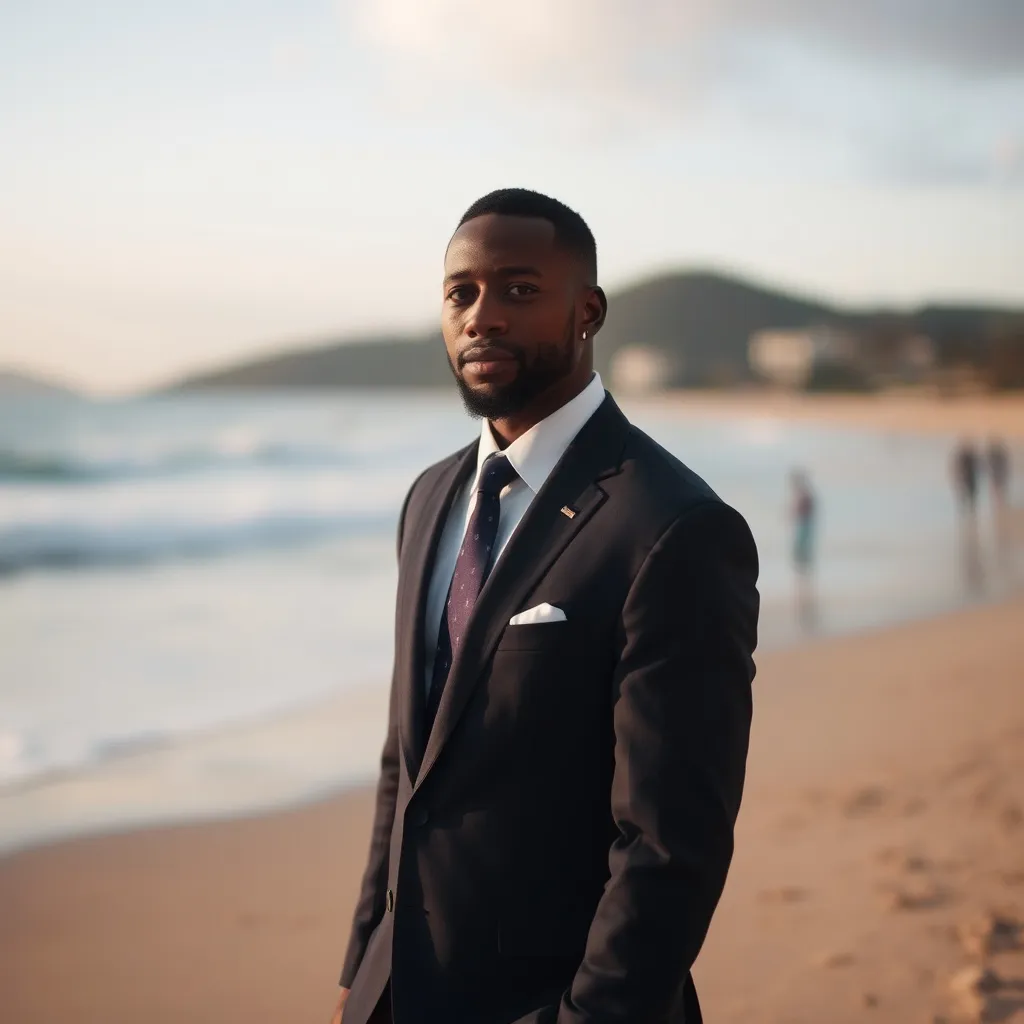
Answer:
(0, 390, 1016, 853)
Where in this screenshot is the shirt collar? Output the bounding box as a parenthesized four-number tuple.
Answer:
(474, 372, 606, 494)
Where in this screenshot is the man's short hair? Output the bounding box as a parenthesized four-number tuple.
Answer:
(457, 188, 598, 284)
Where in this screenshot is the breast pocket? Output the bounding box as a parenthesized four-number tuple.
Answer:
(489, 615, 612, 729)
(495, 620, 578, 652)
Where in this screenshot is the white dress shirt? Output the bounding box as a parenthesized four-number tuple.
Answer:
(423, 372, 607, 688)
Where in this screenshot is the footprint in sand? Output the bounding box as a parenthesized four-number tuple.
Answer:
(875, 846, 931, 874)
(813, 951, 856, 969)
(999, 802, 1023, 833)
(957, 911, 1023, 959)
(876, 845, 905, 865)
(757, 885, 808, 905)
(842, 785, 890, 817)
(941, 755, 990, 785)
(970, 778, 1003, 811)
(946, 964, 1024, 1023)
(880, 881, 952, 912)
(903, 854, 931, 872)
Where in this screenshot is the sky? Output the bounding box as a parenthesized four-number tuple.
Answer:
(1, 1, 1023, 394)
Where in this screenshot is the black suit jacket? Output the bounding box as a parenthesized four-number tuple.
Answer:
(340, 395, 759, 1024)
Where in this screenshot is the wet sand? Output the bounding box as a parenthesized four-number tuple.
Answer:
(648, 389, 1024, 439)
(2, 596, 1023, 1023)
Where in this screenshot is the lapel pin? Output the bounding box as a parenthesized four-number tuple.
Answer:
(560, 505, 577, 520)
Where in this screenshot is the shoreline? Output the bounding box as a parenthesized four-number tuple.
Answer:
(637, 388, 1024, 438)
(3, 580, 1015, 860)
(2, 595, 1022, 1023)
(0, 682, 391, 858)
(2, 393, 1021, 857)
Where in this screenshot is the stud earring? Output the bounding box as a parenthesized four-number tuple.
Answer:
(582, 330, 588, 341)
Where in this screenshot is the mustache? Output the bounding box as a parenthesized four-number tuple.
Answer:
(456, 342, 525, 369)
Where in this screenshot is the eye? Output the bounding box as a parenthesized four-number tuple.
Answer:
(446, 285, 476, 305)
(507, 283, 538, 298)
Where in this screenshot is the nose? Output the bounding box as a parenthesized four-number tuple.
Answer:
(464, 288, 509, 340)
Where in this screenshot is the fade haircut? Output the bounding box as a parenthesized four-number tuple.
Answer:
(457, 188, 598, 285)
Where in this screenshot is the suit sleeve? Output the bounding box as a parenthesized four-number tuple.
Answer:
(518, 500, 759, 1022)
(338, 480, 418, 987)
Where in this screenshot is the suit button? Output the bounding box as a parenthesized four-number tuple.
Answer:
(413, 807, 430, 827)
(386, 889, 395, 913)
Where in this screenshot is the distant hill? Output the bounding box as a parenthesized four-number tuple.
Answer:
(593, 271, 843, 385)
(0, 369, 80, 398)
(166, 331, 453, 391)
(166, 271, 1024, 391)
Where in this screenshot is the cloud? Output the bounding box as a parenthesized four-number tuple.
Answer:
(346, 0, 716, 122)
(722, 0, 1024, 75)
(843, 1, 1021, 74)
(347, 0, 1024, 86)
(342, 0, 1024, 182)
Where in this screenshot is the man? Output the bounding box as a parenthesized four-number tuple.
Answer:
(951, 438, 981, 517)
(788, 468, 817, 629)
(332, 189, 759, 1024)
(986, 436, 1010, 508)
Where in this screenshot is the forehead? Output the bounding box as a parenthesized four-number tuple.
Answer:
(444, 213, 565, 275)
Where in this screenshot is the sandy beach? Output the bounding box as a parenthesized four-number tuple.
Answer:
(649, 389, 1024, 440)
(2, 592, 1022, 1024)
(3, 388, 1023, 1023)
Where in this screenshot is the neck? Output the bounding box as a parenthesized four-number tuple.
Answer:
(488, 370, 593, 446)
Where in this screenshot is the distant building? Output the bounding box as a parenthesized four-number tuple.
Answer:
(845, 330, 937, 388)
(610, 345, 678, 394)
(898, 334, 937, 372)
(748, 326, 858, 389)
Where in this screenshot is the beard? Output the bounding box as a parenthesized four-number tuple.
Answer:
(449, 312, 576, 420)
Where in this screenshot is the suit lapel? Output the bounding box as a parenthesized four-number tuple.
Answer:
(396, 443, 476, 783)
(415, 395, 631, 791)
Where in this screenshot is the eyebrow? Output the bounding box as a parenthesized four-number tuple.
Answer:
(443, 264, 544, 285)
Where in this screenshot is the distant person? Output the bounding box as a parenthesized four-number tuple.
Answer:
(790, 470, 817, 625)
(951, 439, 984, 590)
(330, 189, 759, 1024)
(987, 437, 1012, 552)
(987, 437, 1010, 507)
(951, 439, 981, 517)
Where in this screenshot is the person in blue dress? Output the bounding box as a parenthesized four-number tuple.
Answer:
(790, 469, 817, 626)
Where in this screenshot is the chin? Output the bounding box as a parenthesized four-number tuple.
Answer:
(456, 378, 525, 420)
(459, 369, 519, 398)
(467, 380, 509, 401)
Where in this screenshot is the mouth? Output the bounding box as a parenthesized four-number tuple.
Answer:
(459, 346, 519, 380)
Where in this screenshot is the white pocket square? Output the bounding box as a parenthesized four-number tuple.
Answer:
(508, 603, 567, 626)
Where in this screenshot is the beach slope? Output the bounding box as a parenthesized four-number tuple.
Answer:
(2, 597, 1023, 1023)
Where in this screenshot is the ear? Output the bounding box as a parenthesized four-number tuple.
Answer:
(581, 285, 607, 337)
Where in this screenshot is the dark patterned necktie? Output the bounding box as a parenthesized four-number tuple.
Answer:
(425, 453, 520, 735)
